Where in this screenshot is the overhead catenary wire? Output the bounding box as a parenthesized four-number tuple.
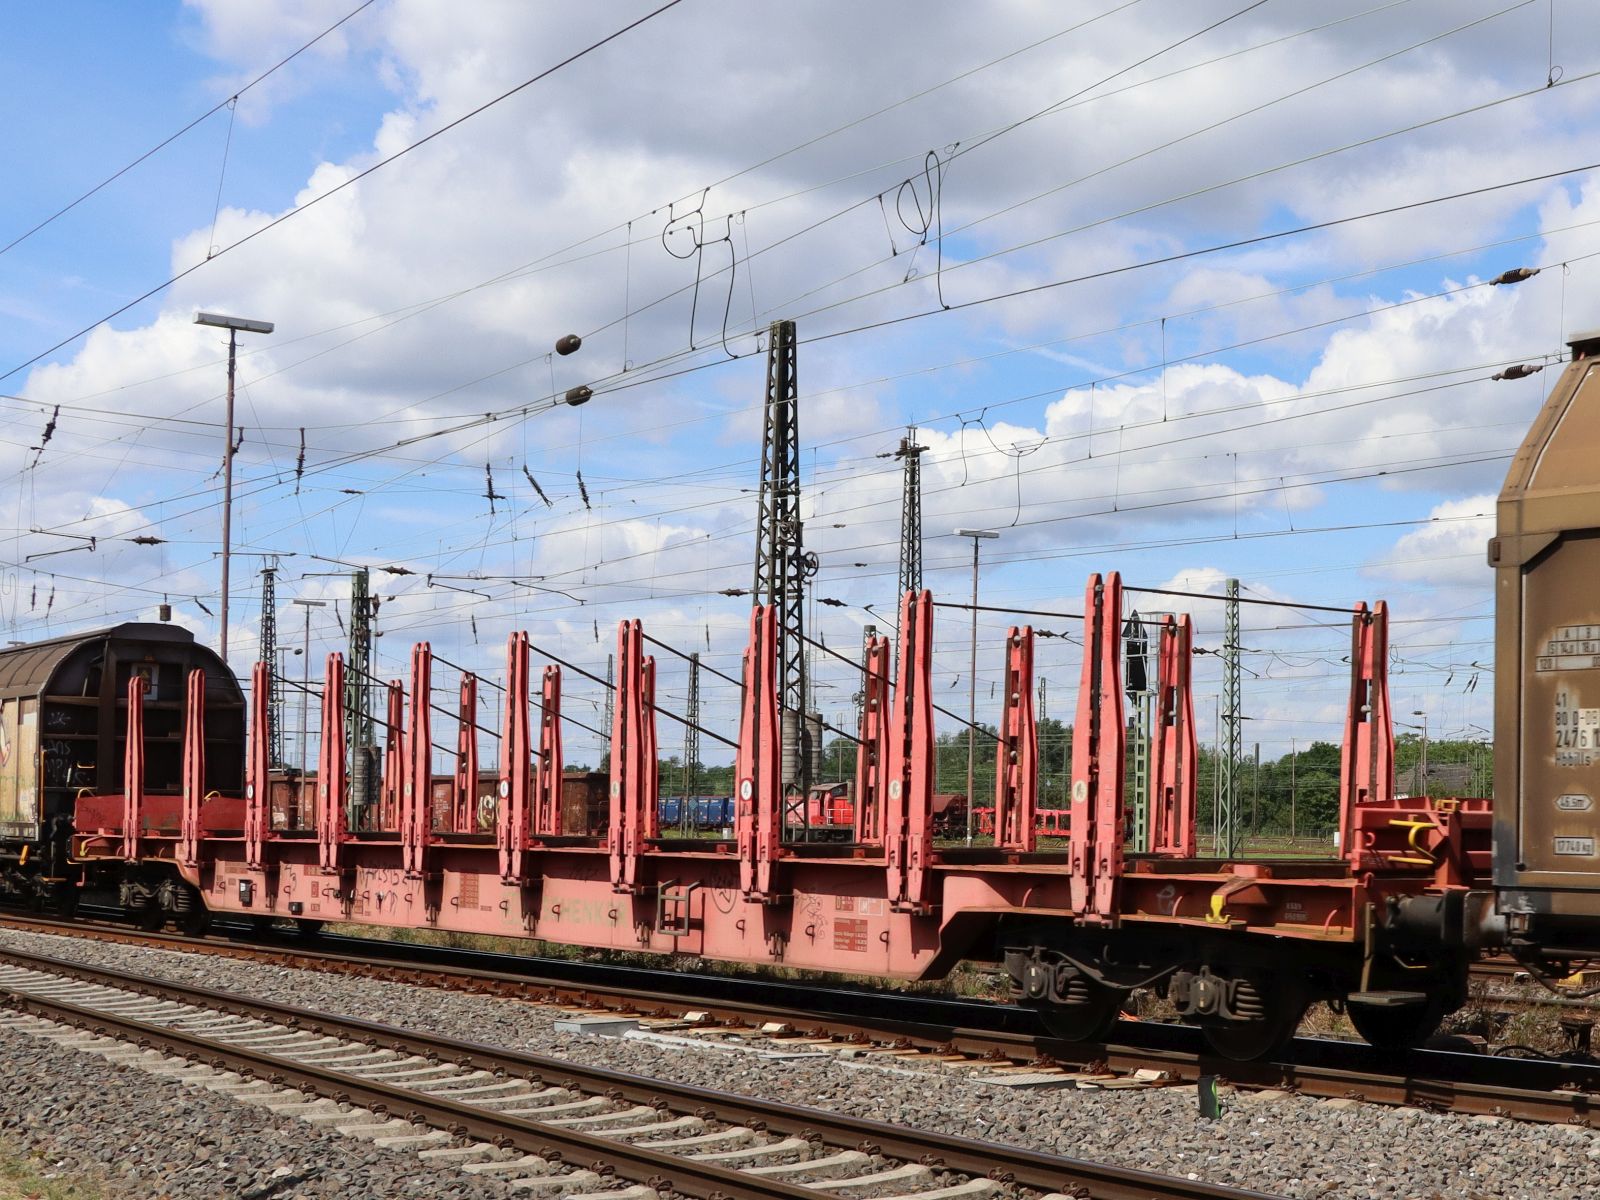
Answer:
(0, 479, 1503, 649)
(0, 1, 1174, 432)
(28, 254, 1548, 588)
(640, 629, 866, 748)
(520, 420, 1520, 594)
(3, 203, 1587, 534)
(762, 0, 1548, 324)
(797, 629, 1000, 743)
(0, 0, 1574, 576)
(18, 124, 1593, 563)
(524, 637, 737, 750)
(0, 406, 1510, 640)
(0, 0, 691, 385)
(1123, 586, 1359, 616)
(14, 308, 1524, 552)
(479, 10, 1584, 427)
(342, 661, 465, 757)
(934, 601, 1088, 622)
(352, 157, 1592, 499)
(0, 0, 381, 261)
(0, 14, 1574, 723)
(3, 0, 1510, 460)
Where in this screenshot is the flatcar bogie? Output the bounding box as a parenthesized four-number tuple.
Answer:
(1192, 972, 1306, 1062)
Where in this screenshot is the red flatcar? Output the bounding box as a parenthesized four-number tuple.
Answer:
(37, 333, 1600, 1059)
(55, 581, 1491, 1060)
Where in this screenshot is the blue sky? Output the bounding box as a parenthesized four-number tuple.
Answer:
(0, 3, 392, 342)
(2, 0, 1597, 771)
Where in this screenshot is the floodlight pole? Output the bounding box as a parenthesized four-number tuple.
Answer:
(195, 311, 274, 665)
(220, 327, 238, 664)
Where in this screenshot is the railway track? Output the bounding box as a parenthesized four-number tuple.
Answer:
(3, 909, 1599, 1125)
(0, 944, 1266, 1200)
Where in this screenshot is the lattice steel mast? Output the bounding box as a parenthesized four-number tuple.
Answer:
(260, 564, 282, 768)
(681, 651, 700, 832)
(346, 567, 376, 828)
(895, 431, 925, 599)
(603, 652, 614, 754)
(1036, 676, 1048, 803)
(752, 319, 815, 794)
(1218, 577, 1242, 857)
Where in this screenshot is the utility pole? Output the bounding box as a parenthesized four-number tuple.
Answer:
(346, 568, 376, 829)
(1290, 736, 1298, 841)
(603, 652, 614, 756)
(955, 528, 998, 845)
(1037, 676, 1048, 804)
(292, 599, 327, 783)
(260, 564, 281, 768)
(1412, 708, 1429, 797)
(1218, 577, 1242, 857)
(194, 312, 274, 664)
(681, 653, 700, 833)
(220, 336, 237, 666)
(1252, 741, 1260, 836)
(752, 319, 815, 803)
(1212, 694, 1221, 851)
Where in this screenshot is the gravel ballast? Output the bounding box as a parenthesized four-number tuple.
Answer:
(0, 1015, 527, 1199)
(0, 926, 1595, 1200)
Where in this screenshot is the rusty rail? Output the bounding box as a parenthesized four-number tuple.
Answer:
(3, 910, 1598, 1124)
(0, 944, 1268, 1200)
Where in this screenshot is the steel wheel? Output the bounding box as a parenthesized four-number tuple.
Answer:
(1348, 999, 1442, 1053)
(1031, 984, 1125, 1044)
(135, 906, 166, 933)
(1198, 975, 1305, 1061)
(53, 884, 79, 919)
(175, 905, 212, 937)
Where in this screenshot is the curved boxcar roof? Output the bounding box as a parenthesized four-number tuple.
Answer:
(0, 623, 241, 702)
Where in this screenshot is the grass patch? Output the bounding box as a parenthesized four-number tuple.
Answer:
(0, 1143, 104, 1200)
(1442, 980, 1582, 1055)
(1297, 1000, 1358, 1040)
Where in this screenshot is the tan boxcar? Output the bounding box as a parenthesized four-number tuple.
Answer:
(0, 622, 242, 851)
(1493, 331, 1600, 924)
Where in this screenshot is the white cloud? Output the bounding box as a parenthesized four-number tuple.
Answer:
(1381, 493, 1497, 585)
(5, 0, 1597, 756)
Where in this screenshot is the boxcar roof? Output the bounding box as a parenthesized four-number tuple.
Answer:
(0, 622, 205, 697)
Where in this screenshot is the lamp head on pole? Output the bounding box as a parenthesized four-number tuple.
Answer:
(953, 528, 999, 540)
(195, 312, 275, 335)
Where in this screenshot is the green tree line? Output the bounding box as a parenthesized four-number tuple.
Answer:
(636, 725, 1492, 841)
